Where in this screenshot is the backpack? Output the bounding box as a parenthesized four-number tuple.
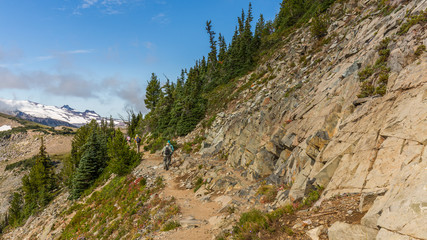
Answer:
(136, 137, 141, 143)
(165, 146, 171, 156)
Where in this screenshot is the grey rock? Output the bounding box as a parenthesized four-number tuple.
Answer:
(313, 156, 341, 188)
(341, 61, 361, 78)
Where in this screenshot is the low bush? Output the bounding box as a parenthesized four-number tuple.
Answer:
(161, 220, 181, 231)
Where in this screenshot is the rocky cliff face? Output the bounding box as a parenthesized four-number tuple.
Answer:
(201, 0, 426, 238)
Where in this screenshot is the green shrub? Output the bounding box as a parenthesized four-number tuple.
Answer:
(358, 82, 375, 98)
(161, 220, 181, 231)
(267, 204, 294, 222)
(358, 38, 391, 98)
(5, 156, 36, 171)
(310, 15, 329, 39)
(415, 45, 426, 57)
(398, 11, 426, 35)
(232, 209, 268, 239)
(193, 177, 204, 192)
(256, 185, 278, 203)
(182, 142, 192, 154)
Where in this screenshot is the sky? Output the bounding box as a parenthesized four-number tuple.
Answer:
(0, 0, 280, 118)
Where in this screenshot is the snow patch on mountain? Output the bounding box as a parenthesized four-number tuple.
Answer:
(0, 125, 12, 132)
(0, 98, 121, 127)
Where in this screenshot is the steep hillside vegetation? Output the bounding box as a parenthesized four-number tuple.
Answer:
(0, 113, 74, 229)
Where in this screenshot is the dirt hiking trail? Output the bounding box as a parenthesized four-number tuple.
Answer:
(139, 153, 222, 240)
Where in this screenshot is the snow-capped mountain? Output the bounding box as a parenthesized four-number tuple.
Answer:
(0, 98, 117, 127)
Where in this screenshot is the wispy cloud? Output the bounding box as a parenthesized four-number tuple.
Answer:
(0, 66, 149, 113)
(36, 49, 94, 62)
(143, 41, 155, 50)
(76, 0, 134, 15)
(0, 67, 97, 98)
(62, 49, 94, 54)
(0, 46, 24, 62)
(81, 0, 99, 9)
(114, 79, 147, 113)
(151, 13, 169, 24)
(36, 55, 55, 61)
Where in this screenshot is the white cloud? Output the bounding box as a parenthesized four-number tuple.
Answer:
(36, 55, 55, 61)
(77, 0, 136, 15)
(62, 49, 94, 54)
(0, 46, 24, 62)
(81, 0, 99, 9)
(151, 13, 169, 24)
(36, 49, 94, 62)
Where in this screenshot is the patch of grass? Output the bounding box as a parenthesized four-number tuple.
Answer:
(377, 0, 397, 16)
(161, 220, 181, 231)
(202, 114, 216, 129)
(267, 204, 294, 222)
(233, 209, 268, 239)
(284, 82, 303, 97)
(193, 177, 204, 192)
(284, 226, 294, 236)
(60, 175, 178, 239)
(256, 185, 278, 203)
(182, 135, 207, 154)
(5, 156, 36, 171)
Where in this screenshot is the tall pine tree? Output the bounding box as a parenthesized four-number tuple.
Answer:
(107, 129, 141, 175)
(144, 73, 161, 111)
(71, 129, 108, 199)
(22, 137, 56, 213)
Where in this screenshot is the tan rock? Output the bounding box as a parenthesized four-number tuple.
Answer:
(328, 222, 378, 240)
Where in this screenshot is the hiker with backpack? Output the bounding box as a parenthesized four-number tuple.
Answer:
(135, 134, 141, 153)
(162, 141, 174, 171)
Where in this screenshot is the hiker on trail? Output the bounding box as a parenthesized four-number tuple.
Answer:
(135, 135, 141, 153)
(162, 141, 174, 171)
(126, 135, 131, 145)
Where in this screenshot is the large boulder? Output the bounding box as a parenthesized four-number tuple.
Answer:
(328, 222, 378, 240)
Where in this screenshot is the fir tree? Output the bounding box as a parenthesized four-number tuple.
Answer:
(144, 73, 161, 111)
(22, 137, 56, 213)
(107, 129, 141, 175)
(8, 192, 23, 227)
(206, 20, 217, 64)
(71, 130, 108, 199)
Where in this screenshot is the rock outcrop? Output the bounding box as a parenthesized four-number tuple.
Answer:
(200, 0, 427, 239)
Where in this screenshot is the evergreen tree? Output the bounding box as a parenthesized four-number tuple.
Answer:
(71, 130, 108, 199)
(144, 73, 161, 111)
(8, 192, 23, 227)
(107, 129, 141, 175)
(65, 120, 98, 187)
(206, 20, 217, 64)
(22, 137, 56, 213)
(218, 33, 227, 62)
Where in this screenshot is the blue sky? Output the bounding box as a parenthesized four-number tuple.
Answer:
(0, 0, 280, 117)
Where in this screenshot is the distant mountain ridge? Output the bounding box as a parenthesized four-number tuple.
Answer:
(0, 98, 114, 127)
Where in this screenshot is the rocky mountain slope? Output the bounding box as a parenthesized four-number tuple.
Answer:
(0, 114, 73, 221)
(0, 98, 118, 127)
(197, 0, 427, 238)
(1, 0, 426, 239)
